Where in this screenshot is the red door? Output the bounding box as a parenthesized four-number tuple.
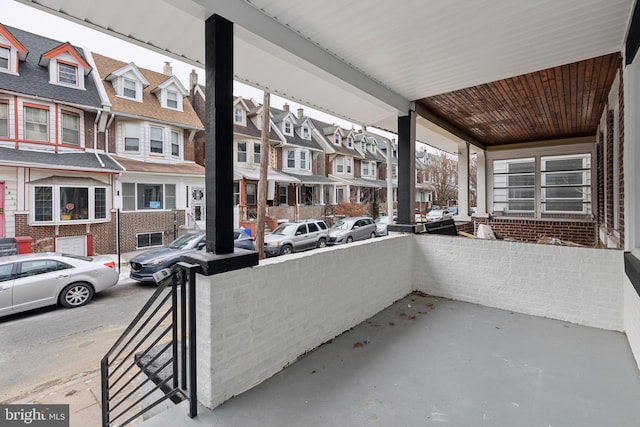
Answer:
(0, 182, 5, 237)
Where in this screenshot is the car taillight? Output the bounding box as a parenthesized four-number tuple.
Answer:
(104, 261, 116, 269)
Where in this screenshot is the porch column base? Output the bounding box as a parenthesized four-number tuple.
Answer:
(388, 224, 419, 234)
(182, 248, 258, 276)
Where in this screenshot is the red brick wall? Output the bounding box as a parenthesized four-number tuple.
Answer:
(15, 214, 117, 254)
(597, 131, 604, 224)
(618, 65, 625, 246)
(475, 218, 597, 247)
(118, 210, 185, 252)
(606, 110, 614, 230)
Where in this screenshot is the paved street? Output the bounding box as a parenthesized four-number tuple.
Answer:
(0, 273, 156, 402)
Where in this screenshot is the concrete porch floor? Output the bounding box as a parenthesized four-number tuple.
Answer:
(142, 293, 640, 426)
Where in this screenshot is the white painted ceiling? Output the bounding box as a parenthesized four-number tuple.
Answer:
(17, 0, 634, 152)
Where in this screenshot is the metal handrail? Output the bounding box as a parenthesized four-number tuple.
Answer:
(101, 262, 200, 426)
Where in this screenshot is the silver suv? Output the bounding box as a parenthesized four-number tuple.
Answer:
(264, 219, 329, 256)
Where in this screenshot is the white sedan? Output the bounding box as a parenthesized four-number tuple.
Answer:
(0, 252, 119, 317)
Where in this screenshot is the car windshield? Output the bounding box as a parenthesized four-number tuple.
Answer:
(168, 233, 203, 249)
(332, 220, 350, 230)
(272, 223, 297, 235)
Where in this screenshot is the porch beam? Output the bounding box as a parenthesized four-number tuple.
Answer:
(415, 102, 486, 150)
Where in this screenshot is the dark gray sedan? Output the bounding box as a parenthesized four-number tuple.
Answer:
(328, 216, 377, 245)
(0, 252, 119, 317)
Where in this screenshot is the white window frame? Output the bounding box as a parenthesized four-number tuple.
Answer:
(61, 111, 80, 145)
(237, 141, 247, 163)
(234, 107, 244, 124)
(122, 78, 138, 99)
(57, 61, 78, 86)
(347, 136, 353, 148)
(31, 184, 110, 224)
(150, 126, 164, 154)
(347, 158, 352, 174)
(171, 130, 180, 157)
(0, 101, 8, 138)
(336, 157, 344, 173)
(334, 132, 341, 145)
(283, 119, 293, 136)
(254, 143, 261, 164)
(0, 45, 9, 71)
(24, 105, 49, 142)
(302, 125, 310, 139)
(166, 90, 178, 109)
(541, 154, 591, 214)
(122, 182, 176, 211)
(124, 122, 140, 152)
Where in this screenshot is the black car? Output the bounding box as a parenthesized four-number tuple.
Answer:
(129, 229, 255, 283)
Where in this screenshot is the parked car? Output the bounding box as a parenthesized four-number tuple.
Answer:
(328, 217, 377, 245)
(130, 229, 255, 283)
(264, 219, 329, 256)
(426, 209, 454, 223)
(0, 252, 119, 317)
(447, 206, 459, 216)
(375, 215, 397, 236)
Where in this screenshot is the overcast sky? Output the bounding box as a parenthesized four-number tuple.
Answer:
(1, 0, 378, 133)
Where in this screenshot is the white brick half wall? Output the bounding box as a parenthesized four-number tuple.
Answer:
(624, 277, 640, 367)
(196, 234, 413, 409)
(413, 235, 625, 331)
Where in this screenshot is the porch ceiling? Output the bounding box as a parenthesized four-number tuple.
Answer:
(17, 0, 634, 152)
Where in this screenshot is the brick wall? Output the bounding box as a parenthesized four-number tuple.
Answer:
(475, 217, 597, 246)
(606, 110, 614, 230)
(618, 65, 625, 246)
(15, 213, 116, 254)
(597, 131, 604, 224)
(118, 210, 185, 252)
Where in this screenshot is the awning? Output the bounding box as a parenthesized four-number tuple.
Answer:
(329, 175, 388, 189)
(281, 172, 336, 185)
(234, 167, 300, 183)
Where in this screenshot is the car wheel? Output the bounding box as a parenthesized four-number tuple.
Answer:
(346, 236, 354, 243)
(59, 282, 94, 308)
(370, 232, 377, 239)
(281, 244, 293, 255)
(317, 238, 327, 248)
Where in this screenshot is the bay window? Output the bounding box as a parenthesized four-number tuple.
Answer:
(33, 184, 109, 223)
(62, 112, 79, 145)
(287, 151, 295, 168)
(0, 102, 7, 137)
(300, 151, 307, 170)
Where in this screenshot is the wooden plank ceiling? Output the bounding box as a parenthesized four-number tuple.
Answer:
(415, 53, 620, 149)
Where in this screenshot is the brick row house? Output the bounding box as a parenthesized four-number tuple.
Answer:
(0, 23, 205, 255)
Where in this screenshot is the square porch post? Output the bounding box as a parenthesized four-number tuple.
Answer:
(393, 110, 417, 231)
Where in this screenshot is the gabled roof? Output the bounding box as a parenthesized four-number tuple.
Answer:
(0, 25, 103, 108)
(105, 62, 150, 87)
(151, 75, 188, 96)
(310, 118, 363, 158)
(234, 97, 280, 141)
(270, 106, 324, 151)
(39, 41, 91, 74)
(0, 23, 28, 60)
(92, 53, 203, 129)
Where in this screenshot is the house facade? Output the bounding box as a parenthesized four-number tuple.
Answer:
(0, 23, 122, 255)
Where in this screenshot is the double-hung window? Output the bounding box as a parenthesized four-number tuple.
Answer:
(347, 158, 352, 174)
(123, 78, 137, 99)
(0, 102, 8, 137)
(171, 130, 180, 157)
(300, 151, 307, 170)
(287, 151, 295, 168)
(234, 108, 244, 123)
(0, 46, 9, 70)
(363, 163, 369, 176)
(124, 122, 140, 151)
(237, 141, 247, 163)
(58, 62, 77, 85)
(150, 126, 163, 154)
(254, 143, 261, 164)
(493, 158, 535, 213)
(284, 120, 292, 135)
(62, 112, 79, 145)
(167, 91, 178, 109)
(336, 157, 344, 173)
(24, 106, 49, 142)
(246, 183, 257, 205)
(122, 183, 176, 211)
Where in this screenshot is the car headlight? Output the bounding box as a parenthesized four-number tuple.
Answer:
(266, 240, 281, 246)
(144, 259, 165, 266)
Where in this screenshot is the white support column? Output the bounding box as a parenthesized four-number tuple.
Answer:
(320, 184, 325, 205)
(457, 141, 471, 221)
(476, 150, 489, 217)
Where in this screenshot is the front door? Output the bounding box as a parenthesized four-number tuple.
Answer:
(191, 186, 205, 226)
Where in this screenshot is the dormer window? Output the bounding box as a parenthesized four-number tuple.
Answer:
(234, 107, 244, 123)
(0, 46, 9, 70)
(123, 78, 137, 99)
(347, 136, 353, 148)
(167, 91, 178, 109)
(302, 126, 310, 139)
(57, 61, 77, 85)
(284, 119, 292, 135)
(334, 133, 340, 145)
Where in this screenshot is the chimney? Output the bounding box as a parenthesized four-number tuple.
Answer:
(297, 107, 304, 118)
(283, 103, 289, 112)
(189, 69, 198, 89)
(163, 61, 173, 76)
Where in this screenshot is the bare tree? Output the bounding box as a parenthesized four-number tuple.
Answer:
(469, 152, 478, 207)
(427, 151, 458, 206)
(256, 92, 270, 259)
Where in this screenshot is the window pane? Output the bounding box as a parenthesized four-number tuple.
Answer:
(60, 187, 89, 220)
(165, 184, 176, 210)
(62, 113, 79, 145)
(545, 187, 585, 199)
(543, 158, 584, 172)
(287, 151, 295, 168)
(34, 186, 53, 221)
(58, 62, 77, 85)
(541, 154, 591, 214)
(150, 127, 163, 153)
(508, 201, 535, 211)
(237, 142, 247, 162)
(246, 183, 257, 205)
(0, 46, 8, 69)
(544, 172, 583, 186)
(507, 174, 534, 187)
(123, 79, 136, 98)
(545, 201, 584, 212)
(167, 91, 178, 109)
(95, 188, 106, 219)
(0, 103, 7, 137)
(508, 188, 534, 199)
(233, 182, 240, 205)
(138, 184, 163, 209)
(123, 183, 135, 211)
(300, 151, 307, 169)
(124, 122, 139, 151)
(25, 107, 48, 141)
(171, 131, 180, 156)
(254, 143, 261, 164)
(137, 232, 163, 249)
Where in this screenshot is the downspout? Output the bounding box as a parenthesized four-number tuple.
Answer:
(94, 110, 105, 168)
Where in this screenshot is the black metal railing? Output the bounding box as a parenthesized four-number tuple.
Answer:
(101, 262, 200, 426)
